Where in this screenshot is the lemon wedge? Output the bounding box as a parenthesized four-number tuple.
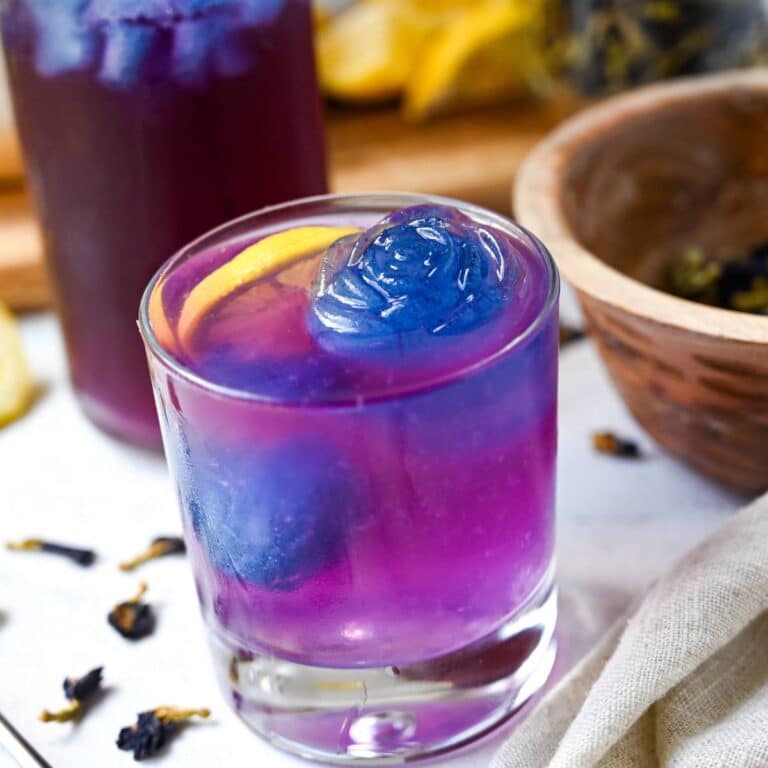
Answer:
(0, 302, 33, 428)
(317, 1, 435, 103)
(404, 1, 540, 121)
(147, 278, 177, 353)
(175, 226, 361, 348)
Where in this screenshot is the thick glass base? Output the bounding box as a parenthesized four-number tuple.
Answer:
(209, 578, 557, 764)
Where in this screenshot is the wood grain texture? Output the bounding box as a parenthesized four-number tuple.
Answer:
(516, 70, 768, 494)
(0, 103, 557, 312)
(0, 191, 47, 311)
(329, 103, 560, 214)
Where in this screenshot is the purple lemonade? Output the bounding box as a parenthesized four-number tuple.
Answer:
(141, 194, 559, 762)
(2, 0, 326, 446)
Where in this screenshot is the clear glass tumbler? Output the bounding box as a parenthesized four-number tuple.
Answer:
(140, 194, 559, 763)
(1, 0, 327, 446)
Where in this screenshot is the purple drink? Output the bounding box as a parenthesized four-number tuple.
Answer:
(141, 194, 559, 762)
(2, 0, 326, 446)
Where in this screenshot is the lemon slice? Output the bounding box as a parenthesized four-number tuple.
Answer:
(403, 1, 540, 121)
(317, 1, 435, 103)
(0, 302, 33, 428)
(147, 279, 177, 353)
(175, 226, 361, 348)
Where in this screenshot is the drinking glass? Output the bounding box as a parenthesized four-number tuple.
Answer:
(140, 193, 559, 762)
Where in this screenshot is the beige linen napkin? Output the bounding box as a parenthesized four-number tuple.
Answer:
(492, 493, 768, 768)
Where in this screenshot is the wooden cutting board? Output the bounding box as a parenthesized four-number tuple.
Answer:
(0, 102, 558, 312)
(328, 102, 559, 212)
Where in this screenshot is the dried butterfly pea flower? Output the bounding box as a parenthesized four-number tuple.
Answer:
(731, 277, 768, 313)
(670, 247, 722, 303)
(5, 538, 96, 566)
(63, 667, 104, 702)
(119, 536, 186, 572)
(562, 0, 765, 97)
(670, 240, 768, 313)
(116, 707, 210, 761)
(592, 431, 642, 458)
(559, 324, 586, 346)
(108, 582, 155, 640)
(39, 667, 103, 723)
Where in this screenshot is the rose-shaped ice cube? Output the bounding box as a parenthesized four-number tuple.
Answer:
(309, 205, 515, 351)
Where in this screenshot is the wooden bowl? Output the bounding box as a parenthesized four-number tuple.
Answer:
(516, 70, 768, 495)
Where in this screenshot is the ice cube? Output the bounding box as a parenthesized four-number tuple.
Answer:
(99, 22, 156, 87)
(85, 0, 201, 23)
(27, 0, 96, 76)
(171, 17, 217, 85)
(309, 205, 515, 352)
(239, 0, 282, 25)
(212, 30, 253, 79)
(185, 438, 362, 590)
(26, 1, 285, 84)
(85, 0, 278, 23)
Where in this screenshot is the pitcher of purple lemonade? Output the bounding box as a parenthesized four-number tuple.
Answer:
(1, 0, 327, 445)
(140, 194, 559, 762)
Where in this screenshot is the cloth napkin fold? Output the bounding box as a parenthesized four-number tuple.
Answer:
(492, 493, 768, 768)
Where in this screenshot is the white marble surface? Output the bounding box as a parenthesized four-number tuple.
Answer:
(0, 313, 747, 768)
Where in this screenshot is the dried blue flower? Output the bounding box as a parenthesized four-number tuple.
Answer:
(108, 582, 155, 640)
(559, 324, 586, 346)
(671, 240, 768, 314)
(119, 536, 186, 572)
(40, 667, 104, 723)
(593, 431, 642, 459)
(63, 667, 103, 702)
(117, 707, 210, 761)
(6, 538, 96, 566)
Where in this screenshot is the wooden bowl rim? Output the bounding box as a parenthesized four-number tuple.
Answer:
(515, 69, 768, 344)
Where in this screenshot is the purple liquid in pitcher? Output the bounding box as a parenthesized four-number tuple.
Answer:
(1, 0, 327, 446)
(148, 203, 558, 668)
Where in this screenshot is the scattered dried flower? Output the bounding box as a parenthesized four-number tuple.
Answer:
(116, 707, 210, 761)
(108, 582, 155, 640)
(119, 536, 186, 572)
(6, 538, 96, 566)
(671, 240, 768, 314)
(559, 324, 586, 346)
(592, 431, 642, 458)
(39, 667, 103, 723)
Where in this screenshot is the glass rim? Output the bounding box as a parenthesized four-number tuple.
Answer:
(138, 192, 560, 408)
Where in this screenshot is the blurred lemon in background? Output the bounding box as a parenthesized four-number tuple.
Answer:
(0, 302, 33, 427)
(404, 2, 539, 120)
(316, 0, 545, 120)
(317, 1, 436, 103)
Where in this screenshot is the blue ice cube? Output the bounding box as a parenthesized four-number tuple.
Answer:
(171, 17, 217, 85)
(184, 439, 362, 591)
(84, 0, 279, 23)
(85, 0, 227, 23)
(85, 0, 171, 22)
(310, 205, 515, 352)
(27, 0, 95, 76)
(25, 0, 284, 85)
(99, 22, 156, 86)
(239, 0, 282, 25)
